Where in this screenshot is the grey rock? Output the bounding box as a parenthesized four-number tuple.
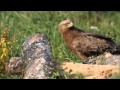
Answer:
(86, 52, 120, 66)
(22, 33, 54, 79)
(103, 55, 120, 66)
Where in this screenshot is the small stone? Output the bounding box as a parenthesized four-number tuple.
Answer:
(5, 57, 23, 74)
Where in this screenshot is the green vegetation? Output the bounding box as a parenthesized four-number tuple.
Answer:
(50, 68, 84, 79)
(0, 11, 120, 79)
(110, 72, 120, 79)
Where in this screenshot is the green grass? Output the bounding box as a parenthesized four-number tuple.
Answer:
(50, 68, 84, 79)
(1, 11, 120, 79)
(110, 72, 120, 79)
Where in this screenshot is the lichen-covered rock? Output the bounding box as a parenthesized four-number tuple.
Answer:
(85, 52, 120, 66)
(23, 58, 53, 79)
(5, 57, 23, 74)
(103, 55, 120, 66)
(22, 33, 54, 79)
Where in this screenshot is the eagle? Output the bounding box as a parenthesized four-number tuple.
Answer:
(59, 19, 120, 60)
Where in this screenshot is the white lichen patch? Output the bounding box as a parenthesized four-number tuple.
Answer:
(23, 58, 52, 79)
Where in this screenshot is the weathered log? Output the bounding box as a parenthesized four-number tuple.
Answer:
(60, 62, 120, 79)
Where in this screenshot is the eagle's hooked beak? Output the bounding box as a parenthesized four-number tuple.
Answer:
(67, 22, 73, 28)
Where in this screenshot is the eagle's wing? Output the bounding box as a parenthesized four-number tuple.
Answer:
(82, 32, 115, 43)
(72, 32, 116, 53)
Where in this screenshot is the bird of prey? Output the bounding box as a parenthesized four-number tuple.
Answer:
(58, 19, 120, 60)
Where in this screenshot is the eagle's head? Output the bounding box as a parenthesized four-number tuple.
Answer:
(59, 19, 74, 33)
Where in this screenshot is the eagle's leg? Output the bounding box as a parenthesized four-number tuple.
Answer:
(76, 51, 90, 64)
(76, 51, 88, 60)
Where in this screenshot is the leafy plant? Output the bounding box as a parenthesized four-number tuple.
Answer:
(0, 28, 14, 72)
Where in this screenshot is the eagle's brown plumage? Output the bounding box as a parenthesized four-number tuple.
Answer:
(59, 19, 120, 60)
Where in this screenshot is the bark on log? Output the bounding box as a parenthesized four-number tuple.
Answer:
(60, 62, 120, 79)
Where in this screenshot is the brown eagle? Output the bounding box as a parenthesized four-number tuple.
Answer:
(59, 19, 120, 60)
